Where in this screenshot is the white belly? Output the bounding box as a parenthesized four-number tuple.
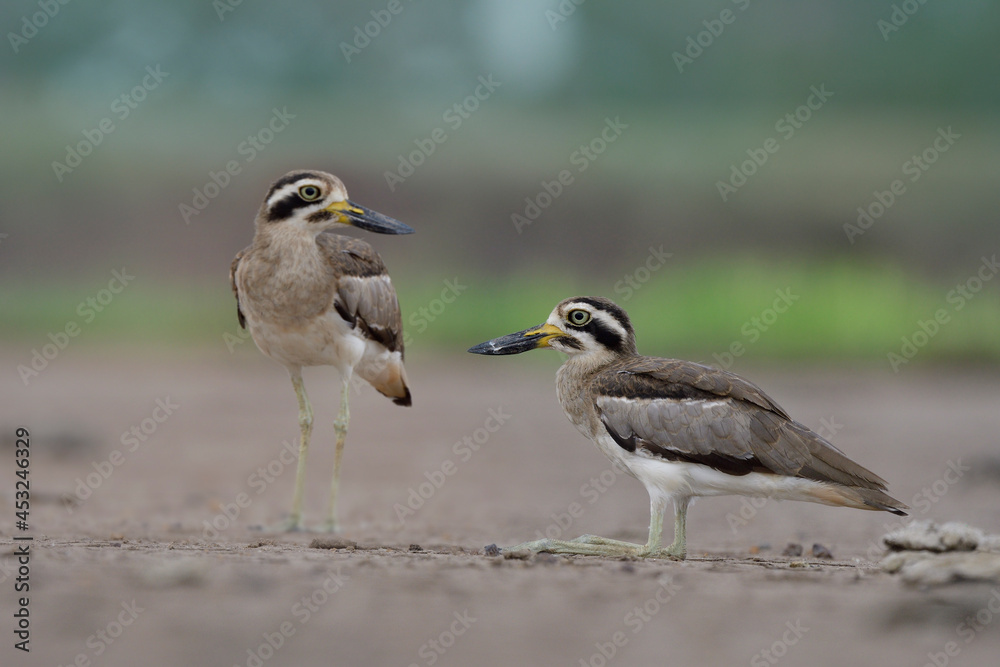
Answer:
(609, 436, 842, 508)
(249, 310, 364, 373)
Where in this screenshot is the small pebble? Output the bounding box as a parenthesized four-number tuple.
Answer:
(408, 544, 422, 552)
(811, 543, 833, 559)
(483, 544, 501, 557)
(782, 543, 803, 557)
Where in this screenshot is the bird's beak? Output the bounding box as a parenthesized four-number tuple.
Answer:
(468, 323, 565, 356)
(324, 200, 415, 235)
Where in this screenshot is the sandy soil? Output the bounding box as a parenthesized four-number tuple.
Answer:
(2, 346, 1000, 667)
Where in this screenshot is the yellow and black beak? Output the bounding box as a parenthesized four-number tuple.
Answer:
(468, 323, 565, 356)
(324, 200, 415, 235)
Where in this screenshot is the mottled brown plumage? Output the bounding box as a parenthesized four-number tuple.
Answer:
(320, 234, 406, 360)
(470, 295, 907, 559)
(592, 357, 902, 512)
(231, 232, 408, 400)
(231, 170, 414, 531)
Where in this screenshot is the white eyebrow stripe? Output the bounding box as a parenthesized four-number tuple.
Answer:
(589, 309, 628, 337)
(266, 180, 324, 207)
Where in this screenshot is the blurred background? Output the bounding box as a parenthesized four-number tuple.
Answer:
(2, 0, 999, 362)
(4, 5, 1000, 665)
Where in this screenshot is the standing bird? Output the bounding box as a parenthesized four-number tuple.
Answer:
(469, 296, 906, 559)
(231, 171, 414, 532)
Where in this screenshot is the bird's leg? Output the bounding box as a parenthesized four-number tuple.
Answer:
(655, 498, 689, 559)
(279, 372, 312, 532)
(322, 373, 352, 532)
(634, 498, 666, 557)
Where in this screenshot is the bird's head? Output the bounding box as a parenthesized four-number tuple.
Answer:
(257, 170, 414, 236)
(468, 296, 637, 361)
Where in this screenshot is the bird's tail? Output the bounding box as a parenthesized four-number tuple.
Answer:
(852, 487, 909, 515)
(359, 352, 411, 407)
(806, 484, 908, 516)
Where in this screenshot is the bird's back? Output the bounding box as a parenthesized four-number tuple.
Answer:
(577, 355, 906, 514)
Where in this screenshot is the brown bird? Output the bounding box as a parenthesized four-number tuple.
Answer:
(469, 296, 906, 559)
(231, 170, 413, 532)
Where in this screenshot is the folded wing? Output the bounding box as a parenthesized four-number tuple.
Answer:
(593, 358, 892, 492)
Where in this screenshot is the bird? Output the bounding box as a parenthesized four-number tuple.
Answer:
(231, 170, 414, 532)
(468, 296, 907, 559)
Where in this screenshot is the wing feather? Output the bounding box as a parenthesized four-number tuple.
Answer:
(317, 233, 405, 355)
(593, 358, 890, 490)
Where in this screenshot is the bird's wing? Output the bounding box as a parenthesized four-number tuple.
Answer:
(317, 233, 405, 356)
(593, 358, 889, 490)
(230, 247, 249, 329)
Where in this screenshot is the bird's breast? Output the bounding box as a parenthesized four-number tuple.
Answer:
(238, 242, 335, 327)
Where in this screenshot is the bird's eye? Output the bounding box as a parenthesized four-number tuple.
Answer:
(567, 309, 591, 326)
(298, 185, 322, 201)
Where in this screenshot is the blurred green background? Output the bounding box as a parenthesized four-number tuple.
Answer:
(2, 0, 998, 364)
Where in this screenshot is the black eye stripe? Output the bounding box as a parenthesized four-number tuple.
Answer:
(266, 192, 317, 222)
(582, 318, 626, 353)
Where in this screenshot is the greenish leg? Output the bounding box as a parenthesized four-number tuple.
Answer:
(635, 499, 666, 557)
(322, 374, 351, 533)
(280, 372, 312, 532)
(504, 537, 644, 558)
(658, 498, 689, 559)
(570, 535, 641, 549)
(503, 497, 689, 560)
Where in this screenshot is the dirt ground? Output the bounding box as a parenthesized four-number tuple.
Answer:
(2, 346, 1000, 667)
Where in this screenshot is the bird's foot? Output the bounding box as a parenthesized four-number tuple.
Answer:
(570, 534, 641, 549)
(500, 534, 687, 560)
(636, 539, 686, 560)
(637, 547, 686, 560)
(503, 535, 645, 559)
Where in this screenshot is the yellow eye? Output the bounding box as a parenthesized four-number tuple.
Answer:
(567, 309, 591, 326)
(298, 185, 322, 201)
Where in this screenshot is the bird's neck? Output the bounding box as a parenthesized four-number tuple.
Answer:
(555, 351, 618, 437)
(253, 220, 318, 248)
(252, 225, 326, 277)
(559, 349, 619, 378)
